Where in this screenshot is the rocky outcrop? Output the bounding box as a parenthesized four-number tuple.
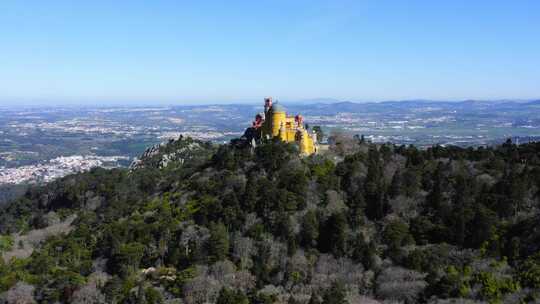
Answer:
(129, 136, 215, 171)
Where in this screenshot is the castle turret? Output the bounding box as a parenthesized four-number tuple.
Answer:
(256, 97, 317, 155)
(270, 102, 286, 137)
(298, 129, 313, 155)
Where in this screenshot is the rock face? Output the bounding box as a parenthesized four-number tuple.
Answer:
(2, 214, 77, 262)
(129, 136, 215, 171)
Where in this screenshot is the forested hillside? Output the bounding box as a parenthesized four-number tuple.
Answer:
(1, 136, 540, 304)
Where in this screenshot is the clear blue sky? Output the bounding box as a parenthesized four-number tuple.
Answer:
(1, 0, 539, 105)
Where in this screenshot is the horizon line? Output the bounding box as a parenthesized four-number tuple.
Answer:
(1, 97, 540, 108)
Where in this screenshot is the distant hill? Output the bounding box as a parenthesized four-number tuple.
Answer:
(525, 99, 540, 106)
(282, 98, 540, 115)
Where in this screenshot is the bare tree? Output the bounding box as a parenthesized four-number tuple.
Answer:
(71, 282, 106, 304)
(232, 233, 255, 269)
(209, 259, 236, 285)
(179, 224, 209, 257)
(258, 285, 287, 303)
(311, 254, 365, 293)
(6, 282, 36, 304)
(242, 213, 260, 232)
(376, 267, 427, 303)
(324, 190, 348, 215)
(229, 270, 256, 292)
(329, 131, 359, 156)
(183, 270, 221, 304)
(346, 294, 383, 304)
(388, 195, 419, 221)
(427, 299, 485, 304)
(284, 250, 310, 288)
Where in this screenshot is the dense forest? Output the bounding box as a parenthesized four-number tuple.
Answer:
(0, 184, 28, 207)
(1, 135, 540, 303)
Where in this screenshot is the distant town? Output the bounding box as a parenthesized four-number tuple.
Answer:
(0, 155, 129, 185)
(1, 100, 540, 186)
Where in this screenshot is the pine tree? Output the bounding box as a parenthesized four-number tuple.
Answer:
(348, 190, 366, 228)
(300, 210, 319, 248)
(322, 281, 348, 304)
(425, 163, 444, 217)
(365, 149, 385, 220)
(308, 293, 322, 304)
(389, 168, 402, 198)
(208, 222, 230, 262)
(216, 288, 249, 304)
(318, 212, 348, 256)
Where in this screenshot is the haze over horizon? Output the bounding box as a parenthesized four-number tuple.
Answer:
(1, 1, 539, 105)
(2, 98, 540, 108)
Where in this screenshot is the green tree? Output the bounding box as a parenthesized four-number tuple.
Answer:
(312, 126, 324, 142)
(208, 222, 230, 262)
(308, 293, 322, 304)
(451, 175, 475, 246)
(388, 169, 402, 198)
(425, 163, 445, 216)
(255, 139, 294, 174)
(402, 169, 420, 197)
(288, 296, 302, 304)
(110, 242, 145, 277)
(347, 190, 366, 228)
(0, 235, 14, 252)
(383, 219, 414, 260)
(145, 286, 164, 304)
(322, 281, 347, 304)
(364, 148, 387, 220)
(319, 212, 348, 256)
(520, 252, 540, 288)
(216, 287, 249, 304)
(300, 210, 319, 248)
(242, 174, 259, 212)
(466, 205, 496, 248)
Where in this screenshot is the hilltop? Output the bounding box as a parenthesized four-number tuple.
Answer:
(1, 136, 540, 303)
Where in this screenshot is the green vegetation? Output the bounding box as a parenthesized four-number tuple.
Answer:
(1, 136, 540, 303)
(0, 235, 13, 252)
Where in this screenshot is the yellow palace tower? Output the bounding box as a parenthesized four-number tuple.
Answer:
(249, 97, 318, 155)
